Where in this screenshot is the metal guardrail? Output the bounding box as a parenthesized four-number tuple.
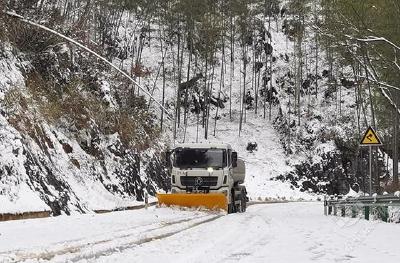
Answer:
(324, 195, 400, 222)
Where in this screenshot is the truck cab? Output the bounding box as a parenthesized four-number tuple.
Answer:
(166, 143, 247, 213)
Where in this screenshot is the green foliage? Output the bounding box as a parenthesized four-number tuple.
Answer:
(133, 0, 281, 61)
(319, 0, 400, 132)
(284, 0, 311, 40)
(320, 0, 400, 79)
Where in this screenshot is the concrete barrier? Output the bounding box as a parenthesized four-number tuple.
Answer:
(0, 211, 51, 222)
(0, 202, 158, 222)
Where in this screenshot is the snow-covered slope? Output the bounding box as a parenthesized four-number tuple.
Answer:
(179, 111, 316, 201)
(0, 42, 168, 215)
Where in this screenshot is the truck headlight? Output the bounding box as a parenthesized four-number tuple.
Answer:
(207, 167, 213, 173)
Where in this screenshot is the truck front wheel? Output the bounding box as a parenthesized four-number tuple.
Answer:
(239, 189, 247, 212)
(228, 187, 247, 213)
(234, 187, 247, 213)
(228, 190, 236, 214)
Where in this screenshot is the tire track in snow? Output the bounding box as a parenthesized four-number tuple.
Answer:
(215, 210, 273, 262)
(74, 202, 280, 263)
(69, 214, 224, 263)
(1, 200, 284, 262)
(0, 215, 200, 262)
(3, 213, 223, 263)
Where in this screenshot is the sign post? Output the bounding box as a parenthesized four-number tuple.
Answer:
(360, 127, 382, 195)
(369, 145, 372, 195)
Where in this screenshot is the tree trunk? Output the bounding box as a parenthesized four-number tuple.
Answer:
(362, 46, 376, 129)
(161, 48, 166, 132)
(203, 58, 208, 128)
(296, 39, 302, 126)
(214, 34, 225, 136)
(176, 28, 182, 130)
(239, 44, 246, 136)
(229, 15, 234, 121)
(255, 53, 260, 115)
(268, 3, 273, 121)
(183, 28, 193, 127)
(351, 62, 361, 137)
(394, 108, 399, 188)
(205, 58, 215, 140)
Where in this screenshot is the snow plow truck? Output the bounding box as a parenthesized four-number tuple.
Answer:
(157, 143, 248, 213)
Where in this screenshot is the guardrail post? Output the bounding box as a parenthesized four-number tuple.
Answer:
(379, 206, 388, 222)
(351, 206, 357, 218)
(364, 206, 370, 220)
(323, 194, 399, 222)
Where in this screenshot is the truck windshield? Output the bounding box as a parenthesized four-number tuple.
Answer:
(174, 148, 227, 169)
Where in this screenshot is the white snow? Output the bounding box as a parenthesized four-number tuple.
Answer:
(1, 202, 399, 263)
(177, 111, 318, 201)
(0, 183, 49, 214)
(0, 115, 50, 213)
(0, 44, 27, 99)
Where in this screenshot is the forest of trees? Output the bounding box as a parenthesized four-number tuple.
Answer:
(1, 0, 399, 193)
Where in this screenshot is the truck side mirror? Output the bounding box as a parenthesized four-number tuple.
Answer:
(232, 151, 238, 167)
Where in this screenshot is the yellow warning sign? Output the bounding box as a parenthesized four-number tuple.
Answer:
(360, 126, 382, 146)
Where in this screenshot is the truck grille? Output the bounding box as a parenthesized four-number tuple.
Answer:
(180, 176, 218, 187)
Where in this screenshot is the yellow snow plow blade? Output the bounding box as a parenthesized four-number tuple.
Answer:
(157, 193, 228, 211)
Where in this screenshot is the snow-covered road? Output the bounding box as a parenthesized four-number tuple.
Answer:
(0, 202, 399, 263)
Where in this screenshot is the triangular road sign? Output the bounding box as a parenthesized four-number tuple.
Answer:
(360, 126, 382, 146)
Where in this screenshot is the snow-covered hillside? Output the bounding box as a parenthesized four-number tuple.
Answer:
(0, 0, 321, 215)
(2, 0, 389, 215)
(0, 42, 168, 214)
(178, 111, 317, 201)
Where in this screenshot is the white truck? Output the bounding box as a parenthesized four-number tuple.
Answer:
(157, 143, 248, 213)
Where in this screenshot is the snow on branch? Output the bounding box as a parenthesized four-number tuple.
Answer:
(393, 48, 400, 72)
(351, 55, 400, 115)
(345, 34, 400, 51)
(355, 75, 400, 92)
(3, 11, 173, 120)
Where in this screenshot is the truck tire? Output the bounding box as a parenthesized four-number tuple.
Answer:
(228, 203, 235, 214)
(236, 194, 245, 213)
(240, 189, 247, 212)
(228, 190, 236, 214)
(234, 187, 247, 213)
